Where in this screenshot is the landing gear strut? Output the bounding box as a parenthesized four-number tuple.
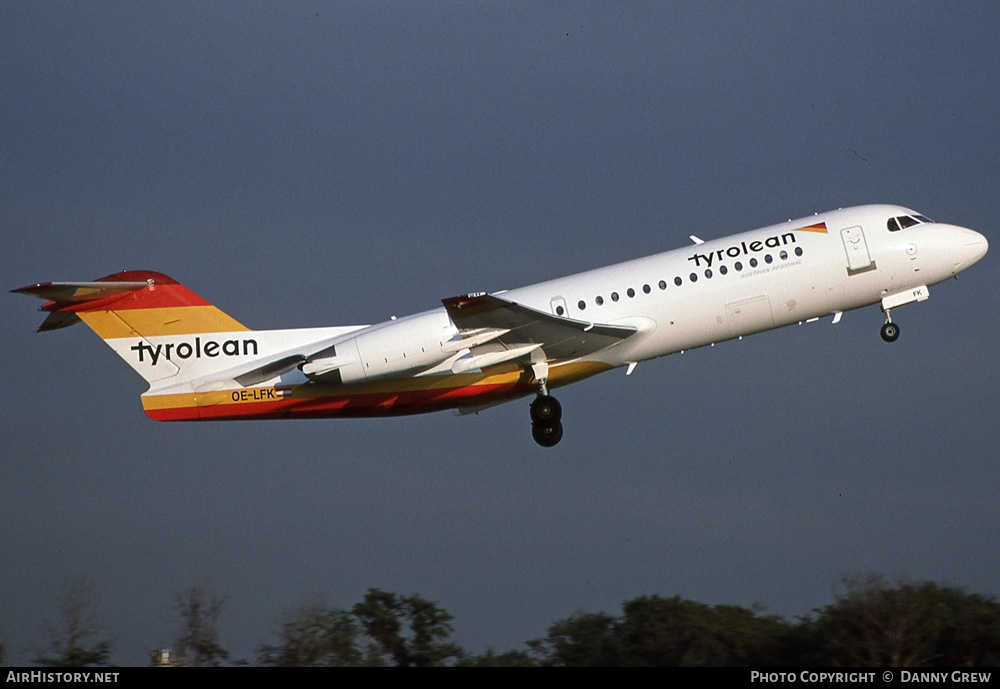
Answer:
(880, 311, 900, 343)
(530, 394, 563, 447)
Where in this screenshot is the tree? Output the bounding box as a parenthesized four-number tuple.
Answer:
(925, 582, 1000, 666)
(174, 585, 229, 666)
(810, 575, 1000, 667)
(352, 588, 463, 666)
(618, 596, 789, 666)
(529, 612, 621, 666)
(36, 577, 113, 667)
(258, 602, 361, 666)
(530, 596, 791, 666)
(457, 648, 539, 667)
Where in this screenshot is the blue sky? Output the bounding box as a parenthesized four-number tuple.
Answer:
(2, 2, 998, 665)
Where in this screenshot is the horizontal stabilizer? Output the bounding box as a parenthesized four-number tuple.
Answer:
(12, 280, 151, 304)
(13, 279, 151, 331)
(37, 311, 83, 332)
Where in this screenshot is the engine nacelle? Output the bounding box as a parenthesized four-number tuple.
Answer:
(302, 309, 457, 384)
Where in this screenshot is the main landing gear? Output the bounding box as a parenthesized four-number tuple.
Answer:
(530, 394, 563, 447)
(880, 310, 900, 343)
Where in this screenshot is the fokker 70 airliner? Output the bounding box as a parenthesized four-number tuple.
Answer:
(14, 205, 988, 446)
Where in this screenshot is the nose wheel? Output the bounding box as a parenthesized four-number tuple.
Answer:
(880, 311, 900, 343)
(530, 394, 563, 447)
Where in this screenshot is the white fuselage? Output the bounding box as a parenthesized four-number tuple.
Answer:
(108, 204, 986, 424)
(461, 204, 985, 368)
(20, 203, 987, 437)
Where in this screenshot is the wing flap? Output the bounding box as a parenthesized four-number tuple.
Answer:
(441, 293, 636, 362)
(233, 354, 307, 387)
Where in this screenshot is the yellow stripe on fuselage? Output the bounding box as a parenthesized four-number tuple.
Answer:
(79, 306, 249, 339)
(141, 360, 614, 412)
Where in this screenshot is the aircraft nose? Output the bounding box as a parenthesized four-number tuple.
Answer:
(958, 227, 989, 266)
(941, 225, 989, 274)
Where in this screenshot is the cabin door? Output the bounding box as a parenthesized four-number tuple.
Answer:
(840, 226, 876, 275)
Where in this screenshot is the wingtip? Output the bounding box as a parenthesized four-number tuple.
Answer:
(11, 282, 51, 295)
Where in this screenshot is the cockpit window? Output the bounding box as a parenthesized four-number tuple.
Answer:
(887, 214, 934, 232)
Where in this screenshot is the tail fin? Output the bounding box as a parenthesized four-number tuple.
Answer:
(13, 270, 251, 385)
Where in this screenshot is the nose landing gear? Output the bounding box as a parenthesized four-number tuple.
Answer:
(530, 394, 563, 447)
(880, 310, 900, 343)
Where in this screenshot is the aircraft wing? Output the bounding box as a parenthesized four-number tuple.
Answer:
(441, 293, 636, 365)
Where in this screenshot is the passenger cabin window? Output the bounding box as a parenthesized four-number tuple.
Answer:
(558, 242, 812, 317)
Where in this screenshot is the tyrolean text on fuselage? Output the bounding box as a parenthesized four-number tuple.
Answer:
(688, 232, 796, 268)
(130, 337, 258, 365)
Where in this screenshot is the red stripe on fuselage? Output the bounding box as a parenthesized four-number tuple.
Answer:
(144, 379, 533, 422)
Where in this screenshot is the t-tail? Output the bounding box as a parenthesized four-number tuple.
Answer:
(12, 270, 253, 387)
